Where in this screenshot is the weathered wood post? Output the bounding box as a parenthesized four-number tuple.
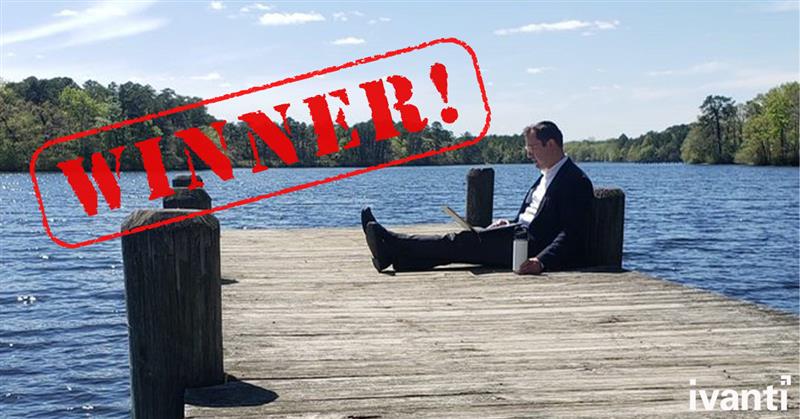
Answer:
(163, 188, 212, 210)
(122, 210, 224, 418)
(172, 174, 202, 188)
(164, 175, 212, 210)
(587, 188, 625, 269)
(466, 168, 494, 227)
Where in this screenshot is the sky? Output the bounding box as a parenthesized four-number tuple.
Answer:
(1, 0, 798, 141)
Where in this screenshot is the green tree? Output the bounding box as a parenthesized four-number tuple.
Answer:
(2, 76, 796, 171)
(697, 95, 738, 163)
(680, 124, 712, 163)
(736, 82, 799, 165)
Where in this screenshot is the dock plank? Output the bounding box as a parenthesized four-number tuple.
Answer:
(185, 225, 799, 418)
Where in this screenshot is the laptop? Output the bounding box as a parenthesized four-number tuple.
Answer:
(441, 206, 479, 233)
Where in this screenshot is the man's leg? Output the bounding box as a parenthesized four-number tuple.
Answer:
(384, 224, 516, 271)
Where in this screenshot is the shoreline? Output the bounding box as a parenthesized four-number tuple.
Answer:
(8, 160, 800, 174)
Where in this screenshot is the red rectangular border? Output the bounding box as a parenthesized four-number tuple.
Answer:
(29, 37, 492, 249)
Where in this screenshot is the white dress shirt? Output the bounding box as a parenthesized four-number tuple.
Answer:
(518, 155, 568, 226)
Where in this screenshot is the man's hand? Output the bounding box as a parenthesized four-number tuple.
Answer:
(517, 257, 544, 275)
(488, 218, 510, 229)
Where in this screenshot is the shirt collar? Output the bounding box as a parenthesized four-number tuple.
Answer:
(540, 155, 568, 178)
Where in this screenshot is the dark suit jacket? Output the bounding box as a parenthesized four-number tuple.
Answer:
(513, 157, 594, 271)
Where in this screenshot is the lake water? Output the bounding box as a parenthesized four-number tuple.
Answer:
(1, 163, 798, 417)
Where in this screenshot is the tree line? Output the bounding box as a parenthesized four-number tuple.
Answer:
(0, 76, 525, 171)
(0, 76, 796, 172)
(565, 82, 798, 166)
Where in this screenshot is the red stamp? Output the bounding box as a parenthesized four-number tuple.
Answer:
(30, 37, 492, 248)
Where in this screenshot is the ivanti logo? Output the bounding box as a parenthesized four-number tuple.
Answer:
(689, 375, 792, 411)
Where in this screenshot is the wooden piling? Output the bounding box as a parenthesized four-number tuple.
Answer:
(466, 168, 494, 227)
(172, 174, 203, 188)
(163, 188, 212, 210)
(122, 209, 224, 419)
(587, 188, 625, 269)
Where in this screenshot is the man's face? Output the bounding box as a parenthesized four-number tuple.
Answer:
(525, 132, 548, 169)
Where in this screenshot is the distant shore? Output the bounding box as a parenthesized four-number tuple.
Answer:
(9, 159, 798, 175)
(3, 78, 797, 171)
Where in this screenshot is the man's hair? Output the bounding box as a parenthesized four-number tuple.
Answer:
(523, 121, 563, 148)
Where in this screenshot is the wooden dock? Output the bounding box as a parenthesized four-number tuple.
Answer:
(184, 225, 799, 418)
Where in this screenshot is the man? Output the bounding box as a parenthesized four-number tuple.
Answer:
(362, 121, 594, 275)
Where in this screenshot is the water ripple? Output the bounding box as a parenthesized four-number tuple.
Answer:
(1, 163, 798, 417)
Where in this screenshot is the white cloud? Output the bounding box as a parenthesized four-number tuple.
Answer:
(191, 72, 222, 81)
(0, 1, 165, 47)
(240, 3, 271, 13)
(760, 1, 800, 12)
(210, 1, 224, 11)
(594, 20, 618, 30)
(495, 19, 619, 36)
(219, 82, 232, 88)
(54, 9, 79, 17)
(332, 36, 365, 45)
(6, 52, 15, 57)
(333, 11, 365, 22)
(632, 68, 798, 100)
(647, 61, 728, 77)
(526, 67, 553, 74)
(35, 54, 45, 60)
(704, 70, 799, 90)
(590, 84, 622, 91)
(259, 12, 325, 26)
(368, 17, 391, 25)
(63, 18, 167, 47)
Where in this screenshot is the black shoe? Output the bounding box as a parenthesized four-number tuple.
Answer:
(361, 206, 377, 234)
(364, 221, 392, 272)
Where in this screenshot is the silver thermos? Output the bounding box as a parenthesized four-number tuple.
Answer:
(512, 225, 528, 273)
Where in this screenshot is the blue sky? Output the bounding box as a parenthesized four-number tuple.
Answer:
(1, 0, 798, 141)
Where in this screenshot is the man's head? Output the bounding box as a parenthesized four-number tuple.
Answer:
(523, 121, 565, 170)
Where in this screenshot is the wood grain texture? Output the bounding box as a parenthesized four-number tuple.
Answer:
(184, 225, 799, 418)
(588, 188, 625, 268)
(122, 210, 224, 419)
(466, 168, 494, 228)
(163, 187, 212, 210)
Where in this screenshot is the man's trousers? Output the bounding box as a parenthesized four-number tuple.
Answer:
(385, 223, 519, 271)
